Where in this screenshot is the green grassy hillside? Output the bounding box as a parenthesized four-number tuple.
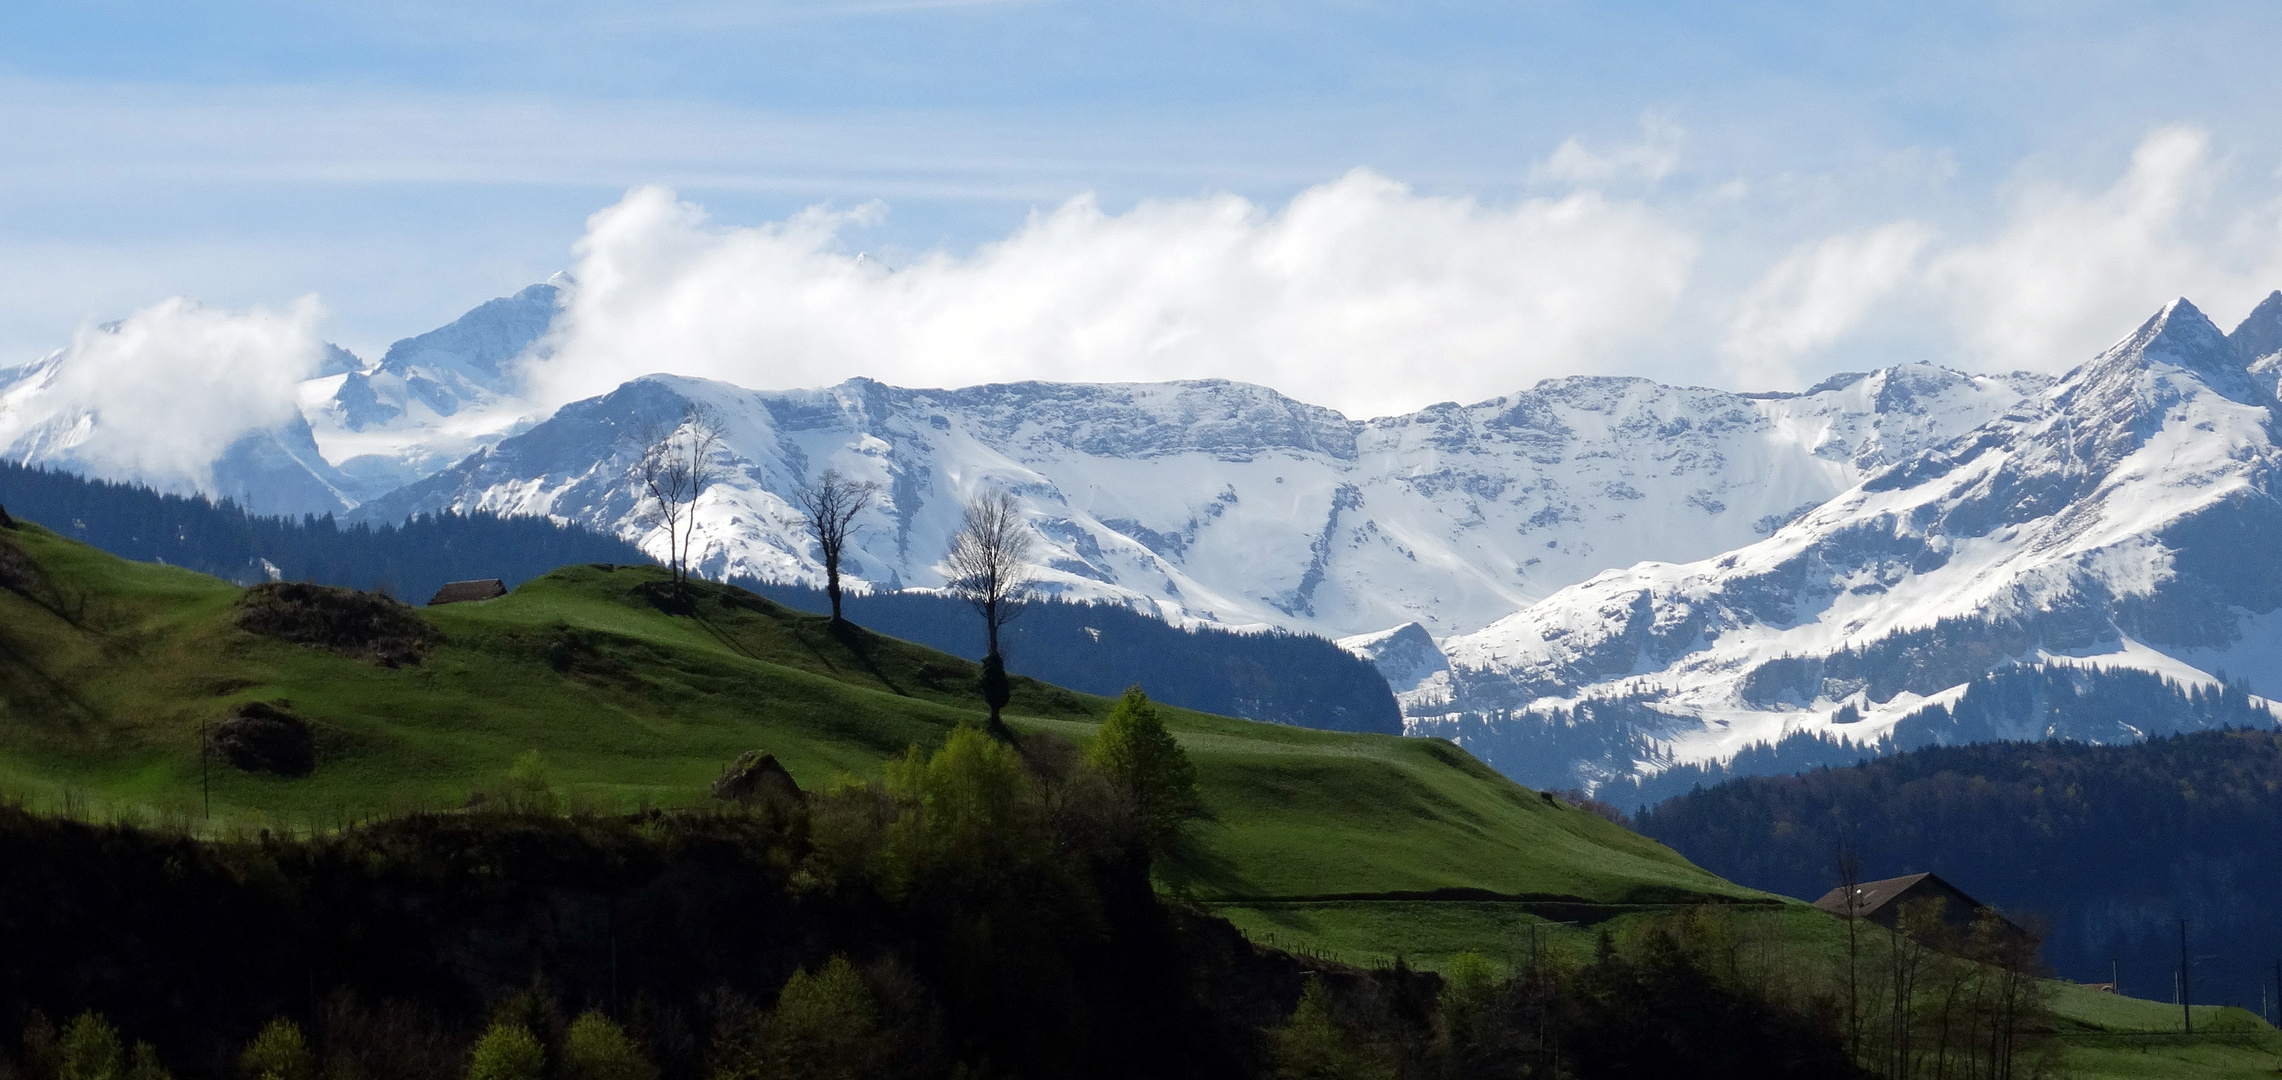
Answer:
(0, 519, 1745, 907)
(7, 519, 2277, 1078)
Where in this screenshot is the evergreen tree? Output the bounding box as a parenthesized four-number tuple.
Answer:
(1087, 687, 1203, 853)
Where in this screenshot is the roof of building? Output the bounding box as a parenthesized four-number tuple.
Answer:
(428, 578, 508, 606)
(1813, 872, 1942, 917)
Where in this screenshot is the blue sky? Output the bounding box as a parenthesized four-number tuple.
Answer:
(7, 1, 2282, 411)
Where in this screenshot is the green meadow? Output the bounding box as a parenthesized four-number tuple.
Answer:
(5, 518, 2277, 1077)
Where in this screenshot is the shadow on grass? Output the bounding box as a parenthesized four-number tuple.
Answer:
(1156, 829, 1252, 898)
(638, 578, 925, 701)
(0, 612, 105, 729)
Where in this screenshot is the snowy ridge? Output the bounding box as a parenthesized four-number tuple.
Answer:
(18, 276, 2282, 792)
(351, 361, 2035, 642)
(1413, 294, 2282, 788)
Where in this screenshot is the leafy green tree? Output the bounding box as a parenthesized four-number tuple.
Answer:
(21, 1012, 63, 1080)
(560, 1011, 655, 1080)
(236, 1019, 315, 1080)
(762, 955, 879, 1080)
(883, 725, 1038, 876)
(465, 1022, 545, 1080)
(505, 750, 558, 814)
(125, 1043, 173, 1080)
(1269, 978, 1393, 1080)
(1086, 687, 1203, 850)
(59, 1012, 123, 1080)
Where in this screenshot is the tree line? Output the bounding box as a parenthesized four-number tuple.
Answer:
(1634, 727, 2282, 1011)
(0, 691, 1924, 1080)
(0, 462, 650, 604)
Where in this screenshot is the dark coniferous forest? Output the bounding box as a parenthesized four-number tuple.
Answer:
(0, 462, 651, 604)
(1634, 727, 2282, 1010)
(1599, 661, 2276, 807)
(740, 582, 1404, 734)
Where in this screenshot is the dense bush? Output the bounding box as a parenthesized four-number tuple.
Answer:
(233, 584, 440, 667)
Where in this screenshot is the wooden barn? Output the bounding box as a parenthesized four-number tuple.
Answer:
(427, 578, 507, 606)
(1812, 871, 2031, 947)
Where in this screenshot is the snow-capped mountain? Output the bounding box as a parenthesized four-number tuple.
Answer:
(351, 362, 2036, 640)
(0, 284, 560, 515)
(301, 282, 561, 496)
(0, 338, 367, 517)
(19, 274, 2282, 793)
(1406, 294, 2282, 790)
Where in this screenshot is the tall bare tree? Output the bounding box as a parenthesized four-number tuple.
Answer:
(635, 403, 727, 602)
(944, 488, 1034, 730)
(793, 468, 879, 625)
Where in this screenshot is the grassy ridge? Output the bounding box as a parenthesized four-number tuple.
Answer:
(0, 520, 1744, 906)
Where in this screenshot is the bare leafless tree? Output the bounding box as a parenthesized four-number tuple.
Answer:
(944, 488, 1035, 729)
(635, 403, 727, 602)
(793, 468, 880, 624)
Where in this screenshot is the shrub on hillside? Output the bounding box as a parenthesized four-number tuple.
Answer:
(211, 702, 318, 777)
(235, 581, 439, 666)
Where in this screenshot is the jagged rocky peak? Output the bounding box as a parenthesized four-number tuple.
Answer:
(2085, 297, 2240, 386)
(377, 282, 559, 385)
(326, 283, 561, 431)
(2232, 290, 2282, 366)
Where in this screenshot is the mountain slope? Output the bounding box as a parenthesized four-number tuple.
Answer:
(1412, 296, 2282, 788)
(355, 364, 2033, 641)
(0, 517, 1747, 906)
(0, 344, 367, 517)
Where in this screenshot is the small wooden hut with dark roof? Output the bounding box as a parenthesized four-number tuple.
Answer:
(427, 578, 507, 606)
(1812, 871, 2029, 946)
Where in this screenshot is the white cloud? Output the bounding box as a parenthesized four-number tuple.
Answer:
(1534, 114, 1685, 186)
(1929, 126, 2282, 370)
(0, 297, 324, 490)
(524, 169, 1700, 417)
(1720, 220, 1935, 387)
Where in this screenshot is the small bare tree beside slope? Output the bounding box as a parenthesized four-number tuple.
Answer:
(635, 403, 727, 602)
(944, 488, 1035, 732)
(793, 469, 880, 625)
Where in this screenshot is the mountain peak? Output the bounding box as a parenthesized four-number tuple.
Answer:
(2091, 296, 2241, 388)
(2231, 290, 2282, 364)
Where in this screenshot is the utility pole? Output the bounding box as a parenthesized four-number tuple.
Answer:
(2110, 958, 2119, 996)
(2178, 918, 2192, 1035)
